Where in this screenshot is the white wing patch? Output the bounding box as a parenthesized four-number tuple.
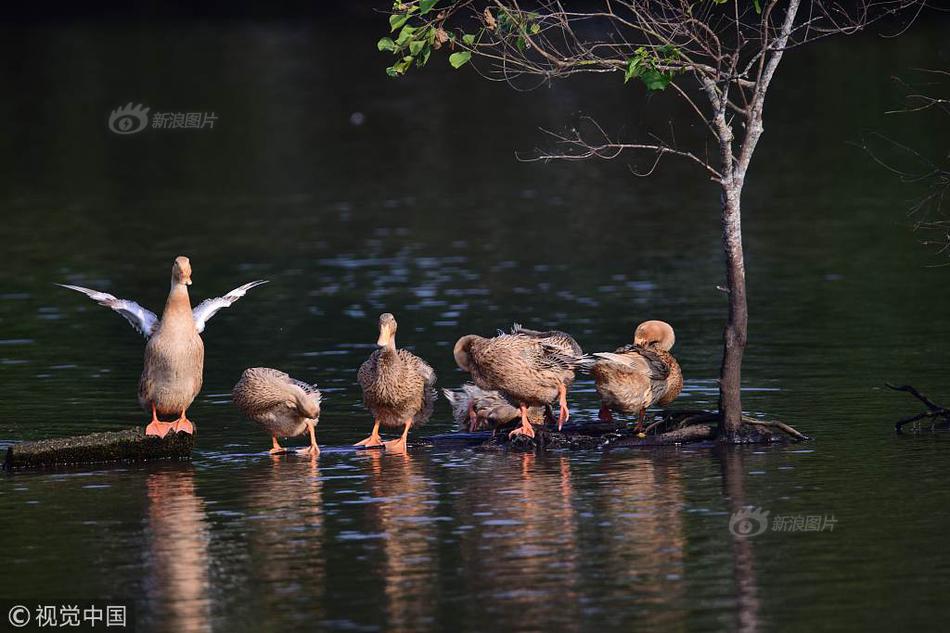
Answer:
(58, 284, 159, 338)
(191, 280, 268, 334)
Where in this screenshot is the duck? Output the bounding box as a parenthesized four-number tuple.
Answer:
(59, 256, 267, 438)
(591, 320, 683, 433)
(443, 384, 545, 433)
(453, 323, 588, 438)
(232, 367, 321, 455)
(356, 313, 437, 454)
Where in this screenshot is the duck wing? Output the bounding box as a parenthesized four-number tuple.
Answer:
(510, 323, 584, 355)
(57, 284, 158, 338)
(593, 344, 670, 381)
(191, 280, 268, 334)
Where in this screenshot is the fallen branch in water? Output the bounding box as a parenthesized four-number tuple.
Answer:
(887, 383, 950, 432)
(4, 428, 195, 470)
(452, 408, 808, 452)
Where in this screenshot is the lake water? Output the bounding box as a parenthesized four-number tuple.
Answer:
(1, 15, 949, 633)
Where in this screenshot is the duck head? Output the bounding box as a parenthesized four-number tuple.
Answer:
(172, 256, 193, 286)
(634, 320, 675, 351)
(287, 387, 320, 419)
(376, 313, 398, 349)
(453, 334, 481, 372)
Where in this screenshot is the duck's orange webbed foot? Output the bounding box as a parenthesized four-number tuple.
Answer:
(269, 435, 286, 454)
(145, 421, 173, 438)
(384, 422, 411, 454)
(297, 425, 320, 456)
(145, 403, 172, 438)
(355, 420, 383, 449)
(171, 415, 195, 435)
(509, 405, 536, 439)
(557, 383, 570, 431)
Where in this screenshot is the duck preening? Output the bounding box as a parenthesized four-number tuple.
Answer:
(59, 256, 267, 438)
(591, 320, 683, 433)
(453, 324, 588, 439)
(232, 367, 322, 455)
(443, 384, 546, 433)
(356, 313, 437, 454)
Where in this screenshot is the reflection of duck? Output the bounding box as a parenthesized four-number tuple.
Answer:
(592, 455, 686, 620)
(232, 367, 321, 455)
(144, 467, 211, 633)
(453, 324, 587, 438)
(361, 451, 437, 633)
(592, 320, 682, 433)
(442, 384, 545, 432)
(356, 313, 437, 454)
(244, 457, 325, 618)
(452, 453, 582, 630)
(59, 256, 266, 437)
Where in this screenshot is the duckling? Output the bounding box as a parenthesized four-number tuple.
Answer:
(59, 256, 266, 437)
(233, 367, 322, 455)
(453, 324, 588, 438)
(356, 313, 437, 454)
(591, 320, 683, 433)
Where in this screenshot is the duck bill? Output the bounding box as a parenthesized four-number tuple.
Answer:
(376, 327, 394, 348)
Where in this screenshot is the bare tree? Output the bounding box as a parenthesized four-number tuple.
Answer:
(379, 0, 920, 441)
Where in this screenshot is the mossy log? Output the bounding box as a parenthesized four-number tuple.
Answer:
(4, 428, 195, 470)
(426, 409, 808, 452)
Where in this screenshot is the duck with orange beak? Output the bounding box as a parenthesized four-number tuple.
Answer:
(59, 256, 267, 437)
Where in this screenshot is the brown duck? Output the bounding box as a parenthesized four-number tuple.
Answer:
(442, 384, 545, 433)
(232, 367, 322, 455)
(591, 320, 683, 433)
(356, 313, 437, 454)
(59, 256, 266, 437)
(453, 324, 588, 438)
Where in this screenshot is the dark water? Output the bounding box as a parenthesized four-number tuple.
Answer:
(2, 16, 950, 633)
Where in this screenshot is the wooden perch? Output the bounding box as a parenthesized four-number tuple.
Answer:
(887, 383, 950, 432)
(4, 428, 195, 470)
(427, 408, 808, 452)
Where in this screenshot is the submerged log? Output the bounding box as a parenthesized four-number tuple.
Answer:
(4, 428, 195, 470)
(425, 409, 807, 452)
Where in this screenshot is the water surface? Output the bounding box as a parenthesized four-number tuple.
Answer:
(1, 17, 949, 633)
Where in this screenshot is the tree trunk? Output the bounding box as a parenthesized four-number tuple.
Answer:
(719, 187, 748, 440)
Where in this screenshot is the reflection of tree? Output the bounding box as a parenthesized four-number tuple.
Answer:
(719, 448, 761, 633)
(244, 455, 326, 621)
(144, 467, 211, 633)
(361, 451, 438, 633)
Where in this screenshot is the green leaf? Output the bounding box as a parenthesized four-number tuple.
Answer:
(394, 55, 414, 74)
(640, 68, 672, 91)
(752, 0, 762, 13)
(420, 0, 439, 14)
(409, 39, 425, 55)
(417, 46, 431, 66)
(515, 35, 526, 51)
(530, 22, 540, 35)
(377, 37, 396, 52)
(386, 65, 399, 77)
(449, 51, 472, 69)
(462, 33, 476, 46)
(390, 13, 409, 32)
(624, 57, 642, 84)
(395, 24, 416, 46)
